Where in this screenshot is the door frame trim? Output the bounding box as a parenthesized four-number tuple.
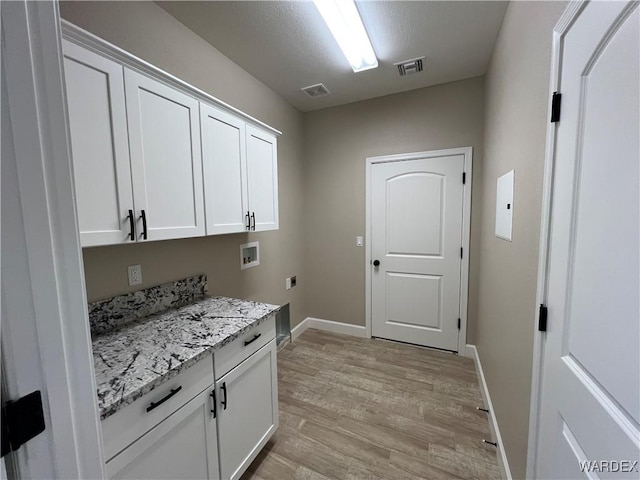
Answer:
(525, 2, 588, 478)
(1, 1, 105, 477)
(365, 146, 473, 355)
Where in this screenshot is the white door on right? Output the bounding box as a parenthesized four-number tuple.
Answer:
(536, 2, 639, 479)
(371, 155, 464, 351)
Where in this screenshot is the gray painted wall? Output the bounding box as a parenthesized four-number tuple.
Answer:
(61, 4, 573, 477)
(303, 78, 485, 333)
(60, 1, 307, 327)
(476, 2, 568, 478)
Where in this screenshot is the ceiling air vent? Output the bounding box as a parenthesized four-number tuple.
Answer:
(395, 57, 425, 76)
(301, 83, 331, 98)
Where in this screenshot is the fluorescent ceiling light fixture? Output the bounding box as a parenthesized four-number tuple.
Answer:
(313, 0, 378, 73)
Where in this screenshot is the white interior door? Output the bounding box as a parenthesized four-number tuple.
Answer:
(246, 125, 278, 232)
(125, 69, 205, 241)
(62, 40, 135, 247)
(370, 155, 464, 351)
(201, 103, 249, 235)
(2, 2, 104, 477)
(535, 2, 640, 478)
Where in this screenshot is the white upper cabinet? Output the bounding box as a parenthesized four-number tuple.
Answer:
(124, 69, 205, 241)
(62, 31, 279, 246)
(200, 104, 249, 234)
(201, 107, 279, 234)
(246, 126, 279, 232)
(63, 40, 135, 247)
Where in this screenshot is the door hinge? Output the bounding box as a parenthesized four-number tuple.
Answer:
(538, 304, 548, 332)
(550, 92, 561, 123)
(460, 247, 463, 259)
(458, 318, 461, 330)
(462, 172, 466, 184)
(1, 390, 46, 458)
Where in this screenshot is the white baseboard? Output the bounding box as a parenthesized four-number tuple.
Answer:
(290, 317, 310, 340)
(291, 317, 367, 340)
(467, 344, 513, 480)
(462, 344, 476, 359)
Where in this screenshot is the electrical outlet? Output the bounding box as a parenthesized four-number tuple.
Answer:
(128, 264, 142, 286)
(291, 276, 297, 288)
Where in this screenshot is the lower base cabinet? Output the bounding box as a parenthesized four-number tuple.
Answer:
(102, 329, 278, 480)
(106, 387, 219, 480)
(216, 339, 279, 480)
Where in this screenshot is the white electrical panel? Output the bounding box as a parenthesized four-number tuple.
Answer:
(495, 170, 514, 241)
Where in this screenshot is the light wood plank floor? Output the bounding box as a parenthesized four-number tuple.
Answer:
(242, 329, 500, 480)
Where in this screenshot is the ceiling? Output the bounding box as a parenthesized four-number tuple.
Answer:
(157, 1, 508, 112)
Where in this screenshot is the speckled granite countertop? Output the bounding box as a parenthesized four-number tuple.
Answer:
(93, 295, 280, 420)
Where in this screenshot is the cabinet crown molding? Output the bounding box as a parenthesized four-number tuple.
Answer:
(60, 19, 282, 138)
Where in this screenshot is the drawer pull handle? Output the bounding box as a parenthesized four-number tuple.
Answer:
(221, 382, 227, 410)
(146, 386, 182, 413)
(244, 333, 262, 346)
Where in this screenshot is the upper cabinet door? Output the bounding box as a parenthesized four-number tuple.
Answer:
(63, 40, 135, 247)
(124, 69, 205, 241)
(200, 104, 249, 235)
(246, 126, 279, 232)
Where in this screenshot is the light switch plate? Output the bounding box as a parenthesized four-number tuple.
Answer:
(356, 236, 364, 247)
(495, 170, 514, 241)
(128, 265, 142, 286)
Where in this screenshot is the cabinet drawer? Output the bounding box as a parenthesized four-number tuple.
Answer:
(102, 354, 214, 462)
(214, 315, 276, 380)
(105, 387, 219, 480)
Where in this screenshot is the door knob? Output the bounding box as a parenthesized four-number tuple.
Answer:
(373, 260, 380, 267)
